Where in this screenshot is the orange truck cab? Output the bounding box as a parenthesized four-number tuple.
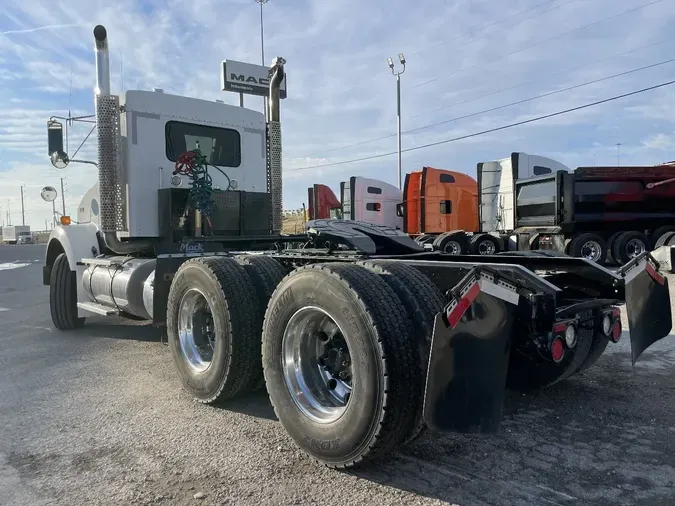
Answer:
(400, 167, 479, 235)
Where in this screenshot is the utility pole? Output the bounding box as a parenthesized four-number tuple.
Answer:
(20, 185, 25, 226)
(255, 0, 269, 118)
(45, 219, 48, 231)
(60, 177, 66, 215)
(387, 53, 406, 190)
(616, 142, 622, 166)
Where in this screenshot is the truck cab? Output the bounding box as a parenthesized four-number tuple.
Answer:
(76, 89, 268, 239)
(340, 176, 403, 229)
(477, 152, 571, 234)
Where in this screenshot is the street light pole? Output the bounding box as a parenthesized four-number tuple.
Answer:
(388, 53, 406, 190)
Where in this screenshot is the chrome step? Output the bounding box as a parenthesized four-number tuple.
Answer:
(77, 301, 119, 316)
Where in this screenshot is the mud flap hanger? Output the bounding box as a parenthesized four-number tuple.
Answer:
(423, 266, 524, 436)
(617, 252, 672, 365)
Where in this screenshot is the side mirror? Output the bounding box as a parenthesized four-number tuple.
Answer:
(396, 203, 405, 217)
(47, 120, 69, 169)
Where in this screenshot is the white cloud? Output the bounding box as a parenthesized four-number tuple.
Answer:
(0, 0, 674, 229)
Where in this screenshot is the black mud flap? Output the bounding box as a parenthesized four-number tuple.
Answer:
(423, 267, 521, 434)
(619, 253, 672, 365)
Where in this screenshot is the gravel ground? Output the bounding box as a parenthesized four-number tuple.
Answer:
(1, 244, 674, 506)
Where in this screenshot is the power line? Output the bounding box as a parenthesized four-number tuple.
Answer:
(300, 0, 577, 100)
(288, 79, 675, 172)
(411, 0, 665, 89)
(410, 37, 671, 119)
(297, 50, 674, 159)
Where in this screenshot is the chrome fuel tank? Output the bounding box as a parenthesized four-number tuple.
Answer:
(82, 257, 156, 319)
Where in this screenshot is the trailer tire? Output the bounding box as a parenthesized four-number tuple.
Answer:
(358, 260, 445, 444)
(262, 263, 419, 468)
(469, 233, 500, 255)
(49, 253, 86, 330)
(568, 233, 606, 264)
(167, 257, 260, 404)
(654, 231, 675, 249)
(234, 254, 287, 391)
(612, 231, 650, 265)
(507, 311, 594, 390)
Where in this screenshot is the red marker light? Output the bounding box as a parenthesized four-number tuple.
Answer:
(551, 337, 565, 363)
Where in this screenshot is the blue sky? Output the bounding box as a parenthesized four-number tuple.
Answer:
(1, 0, 674, 229)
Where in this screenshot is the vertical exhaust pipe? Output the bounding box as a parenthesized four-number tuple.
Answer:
(93, 24, 153, 254)
(267, 57, 285, 233)
(93, 25, 110, 97)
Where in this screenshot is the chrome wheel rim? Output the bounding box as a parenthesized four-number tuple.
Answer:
(178, 288, 215, 373)
(443, 241, 462, 255)
(580, 240, 602, 262)
(282, 306, 353, 424)
(625, 238, 646, 258)
(478, 240, 496, 255)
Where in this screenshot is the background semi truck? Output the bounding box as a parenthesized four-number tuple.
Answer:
(1, 225, 31, 245)
(42, 24, 673, 470)
(310, 153, 675, 265)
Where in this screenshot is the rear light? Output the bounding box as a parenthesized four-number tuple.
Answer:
(550, 337, 565, 363)
(552, 320, 577, 349)
(564, 324, 577, 348)
(604, 306, 622, 343)
(602, 314, 612, 336)
(611, 320, 622, 343)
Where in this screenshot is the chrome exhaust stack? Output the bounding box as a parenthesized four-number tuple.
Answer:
(267, 57, 285, 234)
(93, 24, 153, 254)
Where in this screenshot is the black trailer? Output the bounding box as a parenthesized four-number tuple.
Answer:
(513, 165, 675, 265)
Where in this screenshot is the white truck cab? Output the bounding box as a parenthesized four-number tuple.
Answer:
(478, 152, 571, 234)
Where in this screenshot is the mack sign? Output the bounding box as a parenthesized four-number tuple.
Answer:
(221, 59, 288, 99)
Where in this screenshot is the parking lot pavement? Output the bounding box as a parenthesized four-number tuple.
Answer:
(1, 243, 674, 505)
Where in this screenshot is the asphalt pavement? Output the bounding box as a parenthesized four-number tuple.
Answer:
(1, 244, 674, 506)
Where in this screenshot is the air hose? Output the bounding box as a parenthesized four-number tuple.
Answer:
(173, 149, 216, 218)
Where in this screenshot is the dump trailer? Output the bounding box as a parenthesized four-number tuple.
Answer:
(511, 164, 675, 265)
(43, 25, 673, 470)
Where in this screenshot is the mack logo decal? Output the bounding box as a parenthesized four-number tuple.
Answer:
(221, 59, 287, 99)
(230, 73, 270, 86)
(180, 242, 204, 253)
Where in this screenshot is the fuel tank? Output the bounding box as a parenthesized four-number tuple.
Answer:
(82, 256, 156, 319)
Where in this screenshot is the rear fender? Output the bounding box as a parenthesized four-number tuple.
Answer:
(618, 252, 672, 364)
(423, 267, 522, 434)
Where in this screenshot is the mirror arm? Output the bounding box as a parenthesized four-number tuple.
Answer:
(70, 159, 99, 167)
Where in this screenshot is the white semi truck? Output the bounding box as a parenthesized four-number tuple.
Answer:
(2, 225, 31, 245)
(43, 25, 672, 469)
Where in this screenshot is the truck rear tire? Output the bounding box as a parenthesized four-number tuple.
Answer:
(651, 226, 675, 247)
(261, 263, 419, 468)
(612, 231, 649, 265)
(654, 231, 675, 249)
(358, 260, 445, 444)
(234, 254, 287, 391)
(575, 332, 610, 374)
(568, 233, 606, 264)
(469, 233, 500, 255)
(434, 232, 467, 255)
(49, 253, 86, 330)
(167, 257, 260, 404)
